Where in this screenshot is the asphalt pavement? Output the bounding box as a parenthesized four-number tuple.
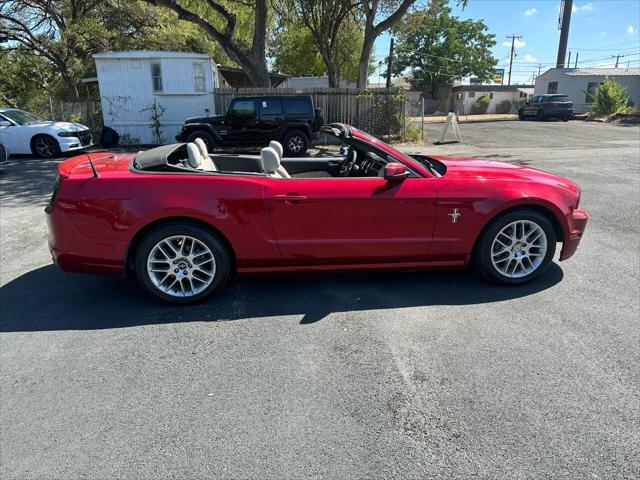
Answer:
(1, 120, 639, 479)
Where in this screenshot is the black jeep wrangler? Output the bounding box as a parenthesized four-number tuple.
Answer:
(176, 95, 323, 156)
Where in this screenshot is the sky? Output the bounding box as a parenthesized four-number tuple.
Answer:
(370, 0, 640, 85)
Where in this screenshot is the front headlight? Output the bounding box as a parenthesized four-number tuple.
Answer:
(57, 131, 78, 137)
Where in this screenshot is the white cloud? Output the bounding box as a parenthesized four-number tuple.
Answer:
(502, 39, 526, 49)
(626, 25, 636, 35)
(525, 8, 537, 16)
(572, 3, 593, 13)
(523, 54, 538, 63)
(599, 31, 607, 37)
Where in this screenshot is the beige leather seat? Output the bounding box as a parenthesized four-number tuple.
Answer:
(269, 140, 284, 159)
(260, 147, 290, 178)
(193, 138, 216, 171)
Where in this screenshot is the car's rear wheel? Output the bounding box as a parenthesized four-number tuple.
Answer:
(474, 209, 556, 285)
(31, 135, 61, 158)
(283, 130, 309, 157)
(134, 223, 231, 304)
(186, 131, 215, 152)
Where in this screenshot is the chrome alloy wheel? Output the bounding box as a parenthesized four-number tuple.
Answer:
(490, 220, 547, 278)
(287, 135, 304, 153)
(147, 235, 216, 297)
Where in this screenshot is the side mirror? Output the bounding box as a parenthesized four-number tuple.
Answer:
(384, 162, 409, 181)
(0, 120, 11, 127)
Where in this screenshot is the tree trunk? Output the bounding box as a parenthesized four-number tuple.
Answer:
(60, 68, 80, 101)
(356, 35, 376, 89)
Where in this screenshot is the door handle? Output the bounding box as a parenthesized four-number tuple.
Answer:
(328, 160, 341, 166)
(274, 194, 307, 202)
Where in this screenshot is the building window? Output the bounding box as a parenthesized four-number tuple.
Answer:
(456, 93, 463, 100)
(469, 91, 475, 98)
(151, 62, 162, 92)
(585, 81, 602, 103)
(489, 92, 494, 99)
(193, 63, 206, 93)
(547, 81, 558, 94)
(519, 91, 526, 98)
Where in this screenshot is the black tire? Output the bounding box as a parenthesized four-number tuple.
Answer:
(562, 116, 569, 122)
(31, 135, 61, 158)
(518, 110, 526, 120)
(282, 130, 309, 157)
(536, 109, 546, 121)
(186, 130, 215, 152)
(134, 223, 232, 304)
(473, 209, 557, 285)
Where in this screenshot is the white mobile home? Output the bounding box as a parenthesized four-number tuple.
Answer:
(94, 51, 219, 144)
(451, 85, 533, 115)
(534, 67, 640, 113)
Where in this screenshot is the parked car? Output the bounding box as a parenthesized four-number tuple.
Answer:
(518, 95, 574, 121)
(47, 123, 588, 304)
(0, 108, 93, 158)
(176, 95, 323, 156)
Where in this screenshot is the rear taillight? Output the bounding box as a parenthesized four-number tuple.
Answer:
(548, 102, 557, 107)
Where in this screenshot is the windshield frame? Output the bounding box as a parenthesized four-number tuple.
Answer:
(1, 109, 46, 125)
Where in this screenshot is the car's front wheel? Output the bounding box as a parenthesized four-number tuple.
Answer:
(31, 135, 61, 158)
(474, 209, 557, 285)
(134, 223, 231, 304)
(536, 109, 546, 121)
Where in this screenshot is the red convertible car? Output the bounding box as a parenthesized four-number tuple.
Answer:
(46, 124, 588, 304)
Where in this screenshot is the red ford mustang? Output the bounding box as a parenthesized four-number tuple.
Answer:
(46, 124, 588, 304)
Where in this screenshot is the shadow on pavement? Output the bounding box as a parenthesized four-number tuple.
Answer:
(0, 263, 563, 332)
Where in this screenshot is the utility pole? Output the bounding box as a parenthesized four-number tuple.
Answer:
(612, 54, 624, 68)
(556, 0, 573, 68)
(506, 34, 522, 86)
(385, 38, 394, 89)
(538, 64, 542, 76)
(574, 51, 579, 68)
(567, 50, 572, 67)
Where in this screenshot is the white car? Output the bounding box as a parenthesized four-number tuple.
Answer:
(0, 108, 93, 158)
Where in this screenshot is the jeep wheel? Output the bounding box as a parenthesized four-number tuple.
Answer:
(283, 131, 309, 157)
(186, 131, 215, 152)
(536, 109, 546, 121)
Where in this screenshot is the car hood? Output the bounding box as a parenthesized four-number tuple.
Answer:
(27, 121, 89, 132)
(429, 155, 580, 194)
(185, 115, 225, 125)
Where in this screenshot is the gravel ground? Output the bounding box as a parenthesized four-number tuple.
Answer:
(1, 120, 639, 479)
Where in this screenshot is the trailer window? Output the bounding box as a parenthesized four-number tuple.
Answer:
(151, 63, 163, 92)
(547, 82, 558, 94)
(193, 63, 206, 93)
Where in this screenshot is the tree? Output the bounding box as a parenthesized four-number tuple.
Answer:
(0, 48, 57, 108)
(142, 0, 271, 87)
(355, 0, 416, 89)
(295, 0, 356, 87)
(392, 0, 496, 98)
(0, 0, 168, 100)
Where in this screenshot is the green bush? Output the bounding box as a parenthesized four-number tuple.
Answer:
(470, 95, 490, 114)
(402, 120, 421, 142)
(495, 100, 512, 114)
(592, 77, 631, 115)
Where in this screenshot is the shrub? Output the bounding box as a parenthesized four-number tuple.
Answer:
(495, 100, 512, 114)
(402, 120, 421, 142)
(592, 77, 631, 115)
(470, 95, 490, 114)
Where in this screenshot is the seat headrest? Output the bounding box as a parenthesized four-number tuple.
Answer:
(194, 138, 208, 158)
(269, 140, 283, 159)
(186, 143, 202, 168)
(260, 147, 280, 174)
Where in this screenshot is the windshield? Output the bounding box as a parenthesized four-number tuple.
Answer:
(2, 109, 46, 125)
